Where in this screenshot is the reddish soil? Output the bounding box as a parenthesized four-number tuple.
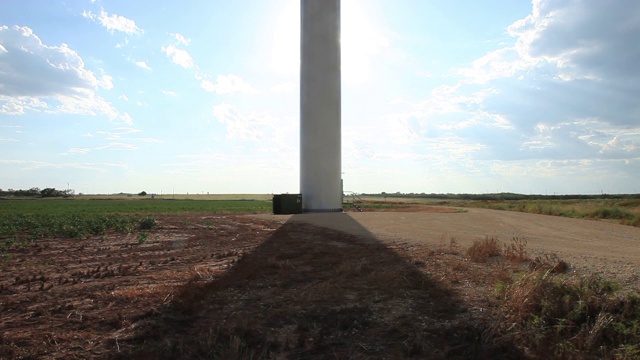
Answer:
(1, 215, 276, 358)
(2, 207, 637, 358)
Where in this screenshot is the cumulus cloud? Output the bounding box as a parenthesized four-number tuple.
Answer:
(170, 33, 191, 46)
(0, 26, 129, 123)
(394, 0, 640, 168)
(135, 61, 152, 71)
(161, 44, 194, 69)
(0, 96, 47, 115)
(201, 74, 258, 95)
(82, 8, 143, 35)
(0, 26, 110, 97)
(460, 0, 640, 125)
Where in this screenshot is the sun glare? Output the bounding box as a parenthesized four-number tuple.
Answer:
(270, 0, 388, 84)
(341, 0, 389, 84)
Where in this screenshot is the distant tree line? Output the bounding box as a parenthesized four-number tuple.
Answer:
(363, 192, 640, 201)
(0, 187, 74, 198)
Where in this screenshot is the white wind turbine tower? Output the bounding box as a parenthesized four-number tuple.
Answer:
(300, 0, 342, 212)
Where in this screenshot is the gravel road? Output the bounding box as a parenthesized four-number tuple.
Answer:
(255, 208, 640, 288)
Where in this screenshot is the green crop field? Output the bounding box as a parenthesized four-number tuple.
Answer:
(0, 198, 272, 215)
(0, 198, 272, 257)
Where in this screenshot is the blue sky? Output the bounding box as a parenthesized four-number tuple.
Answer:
(1, 0, 639, 195)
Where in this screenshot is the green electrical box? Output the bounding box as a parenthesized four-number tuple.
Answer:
(273, 194, 302, 214)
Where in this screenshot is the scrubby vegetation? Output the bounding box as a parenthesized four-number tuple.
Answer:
(497, 270, 640, 359)
(0, 187, 73, 198)
(461, 235, 640, 358)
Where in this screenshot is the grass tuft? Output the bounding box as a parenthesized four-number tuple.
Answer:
(529, 253, 570, 274)
(502, 237, 530, 262)
(466, 236, 501, 262)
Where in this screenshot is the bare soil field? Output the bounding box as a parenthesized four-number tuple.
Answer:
(1, 206, 639, 358)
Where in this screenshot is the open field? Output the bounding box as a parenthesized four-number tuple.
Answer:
(0, 199, 271, 215)
(2, 200, 640, 358)
(73, 194, 273, 201)
(354, 195, 640, 228)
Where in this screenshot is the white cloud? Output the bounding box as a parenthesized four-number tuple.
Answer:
(211, 103, 292, 142)
(0, 96, 47, 115)
(0, 26, 111, 97)
(170, 33, 191, 46)
(119, 94, 129, 101)
(200, 74, 258, 95)
(161, 44, 194, 69)
(137, 137, 163, 143)
(66, 147, 92, 155)
(0, 159, 127, 172)
(162, 90, 176, 96)
(394, 0, 640, 170)
(0, 26, 130, 123)
(62, 127, 161, 155)
(95, 127, 142, 139)
(52, 90, 133, 124)
(115, 38, 129, 48)
(95, 142, 138, 151)
(82, 8, 143, 35)
(135, 61, 152, 71)
(98, 127, 161, 143)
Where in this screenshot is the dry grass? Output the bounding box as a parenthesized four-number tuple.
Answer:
(502, 237, 529, 262)
(495, 270, 640, 359)
(466, 236, 502, 262)
(528, 253, 570, 274)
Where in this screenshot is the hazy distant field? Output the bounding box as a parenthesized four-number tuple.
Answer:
(75, 193, 273, 201)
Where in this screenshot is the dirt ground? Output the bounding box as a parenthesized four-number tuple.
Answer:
(1, 207, 639, 358)
(259, 207, 640, 288)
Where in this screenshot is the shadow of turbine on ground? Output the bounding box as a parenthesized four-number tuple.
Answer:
(114, 213, 521, 359)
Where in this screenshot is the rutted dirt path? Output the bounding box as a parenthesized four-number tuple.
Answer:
(255, 208, 640, 288)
